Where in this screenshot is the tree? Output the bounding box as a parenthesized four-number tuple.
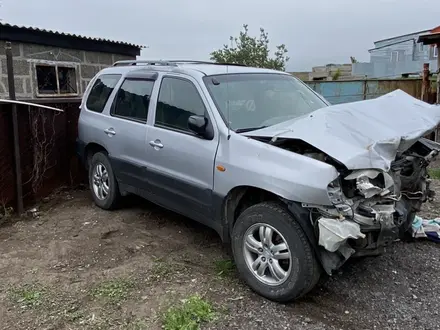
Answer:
(210, 24, 289, 71)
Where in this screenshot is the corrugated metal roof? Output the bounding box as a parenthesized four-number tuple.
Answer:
(0, 22, 145, 49)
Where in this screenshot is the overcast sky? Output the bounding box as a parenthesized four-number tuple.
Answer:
(1, 0, 439, 71)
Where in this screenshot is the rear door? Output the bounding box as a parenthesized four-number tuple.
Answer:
(143, 74, 219, 224)
(104, 75, 156, 188)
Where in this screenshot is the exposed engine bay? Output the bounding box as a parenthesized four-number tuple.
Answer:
(255, 136, 440, 274)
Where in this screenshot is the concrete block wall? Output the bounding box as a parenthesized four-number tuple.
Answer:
(0, 40, 134, 99)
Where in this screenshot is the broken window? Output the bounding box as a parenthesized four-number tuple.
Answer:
(35, 64, 78, 96)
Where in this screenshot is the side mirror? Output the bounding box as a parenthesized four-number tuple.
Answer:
(188, 115, 209, 137)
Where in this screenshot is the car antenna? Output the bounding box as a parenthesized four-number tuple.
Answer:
(226, 64, 231, 140)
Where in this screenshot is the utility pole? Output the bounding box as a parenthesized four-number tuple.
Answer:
(5, 41, 24, 215)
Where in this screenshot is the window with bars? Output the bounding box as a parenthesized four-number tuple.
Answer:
(35, 64, 78, 96)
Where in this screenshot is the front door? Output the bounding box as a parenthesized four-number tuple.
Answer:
(144, 74, 219, 223)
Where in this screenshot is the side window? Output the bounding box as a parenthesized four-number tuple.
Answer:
(86, 74, 121, 113)
(155, 77, 206, 132)
(112, 79, 154, 122)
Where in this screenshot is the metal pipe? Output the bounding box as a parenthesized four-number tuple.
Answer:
(5, 42, 24, 215)
(0, 99, 64, 112)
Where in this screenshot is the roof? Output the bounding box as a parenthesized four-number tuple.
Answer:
(373, 29, 431, 44)
(100, 61, 285, 77)
(418, 32, 440, 45)
(0, 22, 144, 57)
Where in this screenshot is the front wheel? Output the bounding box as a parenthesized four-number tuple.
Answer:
(231, 201, 321, 302)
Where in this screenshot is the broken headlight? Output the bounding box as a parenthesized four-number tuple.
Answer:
(344, 169, 395, 198)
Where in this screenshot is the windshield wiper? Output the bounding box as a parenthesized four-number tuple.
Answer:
(235, 126, 268, 133)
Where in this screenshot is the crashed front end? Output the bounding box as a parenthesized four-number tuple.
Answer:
(304, 138, 439, 274)
(243, 90, 440, 274)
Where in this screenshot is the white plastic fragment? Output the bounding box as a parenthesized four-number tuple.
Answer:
(318, 217, 366, 252)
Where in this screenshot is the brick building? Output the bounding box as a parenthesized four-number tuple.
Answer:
(0, 23, 143, 99)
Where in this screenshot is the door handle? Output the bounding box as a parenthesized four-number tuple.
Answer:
(104, 128, 116, 136)
(149, 140, 164, 149)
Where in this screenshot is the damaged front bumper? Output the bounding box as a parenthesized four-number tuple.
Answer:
(303, 138, 440, 274)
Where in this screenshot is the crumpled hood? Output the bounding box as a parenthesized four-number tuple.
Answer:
(243, 90, 440, 171)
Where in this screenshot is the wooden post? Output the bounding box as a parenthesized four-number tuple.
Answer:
(5, 42, 24, 215)
(437, 43, 440, 104)
(421, 63, 430, 102)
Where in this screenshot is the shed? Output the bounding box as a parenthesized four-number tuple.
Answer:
(0, 22, 143, 99)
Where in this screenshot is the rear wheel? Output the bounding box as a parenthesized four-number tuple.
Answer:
(88, 152, 120, 210)
(231, 201, 321, 302)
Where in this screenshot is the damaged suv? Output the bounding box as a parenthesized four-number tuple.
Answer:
(77, 60, 440, 302)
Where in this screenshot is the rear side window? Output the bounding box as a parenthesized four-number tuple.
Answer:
(86, 74, 121, 113)
(112, 79, 154, 122)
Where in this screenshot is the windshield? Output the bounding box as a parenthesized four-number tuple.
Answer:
(203, 73, 328, 131)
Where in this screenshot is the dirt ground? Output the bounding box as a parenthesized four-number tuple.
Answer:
(0, 180, 440, 330)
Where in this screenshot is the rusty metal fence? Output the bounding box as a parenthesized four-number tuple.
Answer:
(0, 100, 84, 209)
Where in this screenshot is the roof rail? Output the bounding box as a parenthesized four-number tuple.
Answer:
(113, 59, 248, 67)
(113, 60, 178, 67)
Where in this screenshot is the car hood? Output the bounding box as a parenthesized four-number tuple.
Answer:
(243, 90, 440, 171)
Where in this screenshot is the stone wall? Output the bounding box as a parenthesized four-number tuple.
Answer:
(0, 41, 134, 99)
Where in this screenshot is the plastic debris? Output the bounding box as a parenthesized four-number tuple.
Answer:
(318, 217, 366, 252)
(412, 215, 440, 242)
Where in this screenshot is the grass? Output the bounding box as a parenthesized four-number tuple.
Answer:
(162, 295, 215, 330)
(429, 168, 440, 180)
(90, 278, 135, 305)
(214, 259, 236, 278)
(10, 284, 45, 308)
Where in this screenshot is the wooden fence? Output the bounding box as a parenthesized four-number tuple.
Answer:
(0, 100, 83, 209)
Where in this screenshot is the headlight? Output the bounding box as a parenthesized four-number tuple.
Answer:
(344, 170, 394, 198)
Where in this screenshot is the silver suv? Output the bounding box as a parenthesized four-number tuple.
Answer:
(77, 60, 440, 302)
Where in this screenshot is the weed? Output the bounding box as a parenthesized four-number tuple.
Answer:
(90, 278, 134, 305)
(162, 295, 215, 330)
(10, 284, 45, 308)
(429, 168, 440, 180)
(63, 305, 85, 322)
(151, 257, 173, 278)
(150, 257, 185, 281)
(124, 318, 149, 330)
(214, 259, 236, 277)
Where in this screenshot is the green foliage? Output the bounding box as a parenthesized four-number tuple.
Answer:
(214, 259, 236, 277)
(332, 68, 341, 81)
(10, 284, 45, 308)
(428, 168, 440, 179)
(210, 24, 289, 71)
(162, 295, 215, 330)
(90, 278, 134, 304)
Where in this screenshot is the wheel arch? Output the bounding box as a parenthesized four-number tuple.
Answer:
(84, 143, 108, 169)
(219, 185, 323, 270)
(220, 185, 282, 243)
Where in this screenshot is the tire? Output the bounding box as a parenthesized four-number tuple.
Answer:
(231, 201, 321, 302)
(88, 152, 120, 210)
